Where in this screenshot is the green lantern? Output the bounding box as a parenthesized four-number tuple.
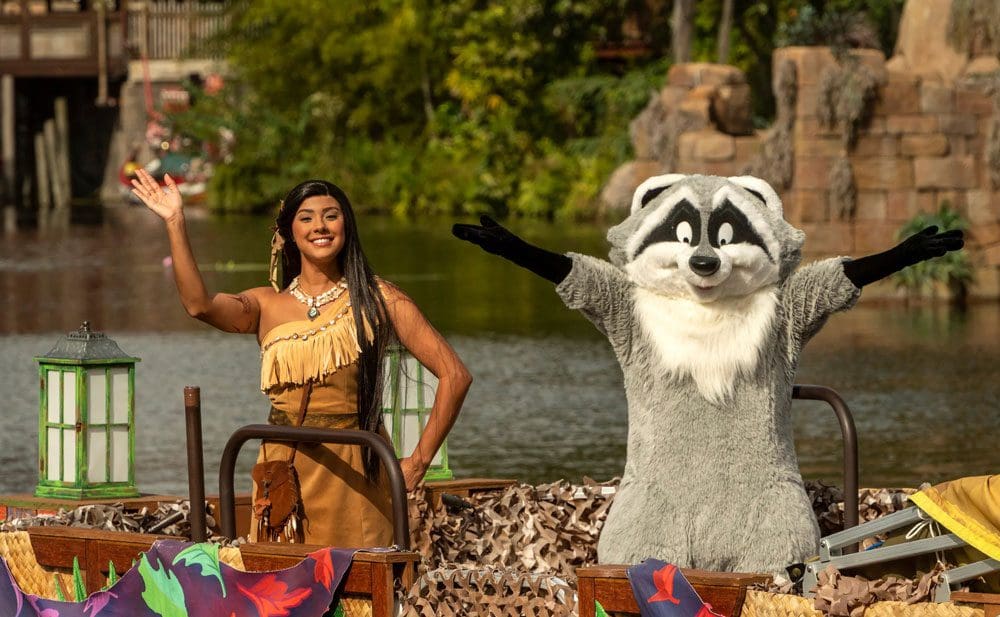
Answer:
(34, 322, 140, 499)
(382, 343, 453, 481)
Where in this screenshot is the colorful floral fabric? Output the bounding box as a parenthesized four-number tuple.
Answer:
(0, 540, 355, 617)
(627, 559, 725, 617)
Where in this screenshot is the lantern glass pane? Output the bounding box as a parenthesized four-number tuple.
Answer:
(381, 356, 394, 403)
(383, 411, 394, 434)
(88, 429, 107, 483)
(87, 369, 107, 424)
(46, 370, 61, 423)
(62, 429, 76, 482)
(110, 427, 129, 482)
(61, 371, 77, 424)
(402, 359, 420, 408)
(422, 371, 438, 407)
(46, 428, 60, 481)
(110, 368, 129, 424)
(422, 414, 443, 465)
(401, 412, 421, 459)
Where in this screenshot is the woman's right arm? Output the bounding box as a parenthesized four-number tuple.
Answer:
(132, 168, 262, 334)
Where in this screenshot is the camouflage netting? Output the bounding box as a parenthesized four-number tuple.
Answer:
(404, 480, 924, 615)
(0, 499, 217, 539)
(0, 482, 939, 616)
(408, 478, 615, 578)
(813, 564, 946, 617)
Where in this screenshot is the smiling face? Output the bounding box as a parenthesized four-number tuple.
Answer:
(613, 175, 798, 303)
(292, 195, 347, 265)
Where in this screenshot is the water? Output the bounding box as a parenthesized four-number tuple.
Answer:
(1, 206, 997, 496)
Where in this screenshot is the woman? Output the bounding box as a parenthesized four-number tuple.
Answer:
(131, 169, 472, 547)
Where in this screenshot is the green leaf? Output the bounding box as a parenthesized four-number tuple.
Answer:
(596, 600, 610, 617)
(173, 543, 226, 598)
(138, 553, 188, 617)
(72, 556, 86, 602)
(53, 574, 65, 601)
(106, 561, 119, 590)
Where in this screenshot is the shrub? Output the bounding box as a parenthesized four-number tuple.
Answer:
(891, 203, 973, 304)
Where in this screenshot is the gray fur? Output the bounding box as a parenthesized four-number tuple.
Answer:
(556, 174, 860, 575)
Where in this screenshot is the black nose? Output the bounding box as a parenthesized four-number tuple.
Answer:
(689, 255, 720, 277)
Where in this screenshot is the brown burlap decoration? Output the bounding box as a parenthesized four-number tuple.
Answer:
(400, 566, 575, 617)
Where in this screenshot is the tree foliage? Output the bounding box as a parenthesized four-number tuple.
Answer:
(172, 0, 909, 216)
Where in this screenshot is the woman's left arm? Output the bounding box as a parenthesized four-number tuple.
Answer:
(384, 287, 473, 491)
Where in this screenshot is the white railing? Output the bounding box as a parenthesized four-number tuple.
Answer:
(127, 0, 227, 60)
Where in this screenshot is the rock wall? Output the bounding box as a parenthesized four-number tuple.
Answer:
(606, 47, 1000, 299)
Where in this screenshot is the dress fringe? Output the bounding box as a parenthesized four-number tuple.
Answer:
(260, 311, 362, 392)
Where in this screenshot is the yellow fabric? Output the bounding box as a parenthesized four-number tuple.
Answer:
(908, 475, 1000, 561)
(260, 293, 360, 392)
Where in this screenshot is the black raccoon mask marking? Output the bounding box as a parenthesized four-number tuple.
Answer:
(634, 200, 701, 257)
(707, 200, 774, 261)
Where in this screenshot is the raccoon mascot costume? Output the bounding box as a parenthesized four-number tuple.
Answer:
(453, 173, 963, 575)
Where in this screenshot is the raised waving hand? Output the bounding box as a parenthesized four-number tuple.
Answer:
(452, 215, 572, 284)
(131, 168, 183, 223)
(843, 226, 965, 287)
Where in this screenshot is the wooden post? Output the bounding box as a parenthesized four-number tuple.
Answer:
(34, 132, 50, 229)
(140, 0, 149, 59)
(2, 74, 14, 233)
(54, 98, 71, 210)
(96, 0, 108, 106)
(43, 120, 64, 219)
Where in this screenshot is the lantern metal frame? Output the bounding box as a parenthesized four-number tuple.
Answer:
(34, 322, 140, 499)
(383, 344, 453, 481)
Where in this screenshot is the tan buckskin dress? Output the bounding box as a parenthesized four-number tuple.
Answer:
(250, 291, 394, 547)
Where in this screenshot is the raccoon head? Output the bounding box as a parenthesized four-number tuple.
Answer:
(607, 174, 805, 303)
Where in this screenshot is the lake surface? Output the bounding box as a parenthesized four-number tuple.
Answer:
(0, 205, 997, 496)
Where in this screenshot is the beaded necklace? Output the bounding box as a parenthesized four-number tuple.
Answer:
(288, 276, 348, 320)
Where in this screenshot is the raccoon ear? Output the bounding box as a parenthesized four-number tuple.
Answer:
(727, 176, 783, 216)
(630, 173, 687, 214)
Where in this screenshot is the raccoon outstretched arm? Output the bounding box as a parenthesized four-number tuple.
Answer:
(452, 215, 572, 284)
(842, 226, 964, 287)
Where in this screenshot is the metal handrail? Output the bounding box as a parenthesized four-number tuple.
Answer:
(793, 384, 859, 530)
(218, 424, 410, 550)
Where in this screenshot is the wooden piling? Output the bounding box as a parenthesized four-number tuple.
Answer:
(2, 74, 14, 233)
(43, 120, 64, 219)
(96, 0, 108, 106)
(34, 132, 50, 229)
(54, 97, 71, 209)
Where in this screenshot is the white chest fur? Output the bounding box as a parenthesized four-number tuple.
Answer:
(632, 286, 779, 404)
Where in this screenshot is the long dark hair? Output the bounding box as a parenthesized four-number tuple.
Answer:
(275, 180, 394, 482)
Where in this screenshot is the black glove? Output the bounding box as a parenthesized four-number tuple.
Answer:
(842, 226, 965, 288)
(452, 215, 572, 285)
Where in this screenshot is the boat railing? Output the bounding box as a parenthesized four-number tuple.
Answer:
(182, 385, 410, 549)
(216, 423, 411, 549)
(792, 384, 859, 531)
